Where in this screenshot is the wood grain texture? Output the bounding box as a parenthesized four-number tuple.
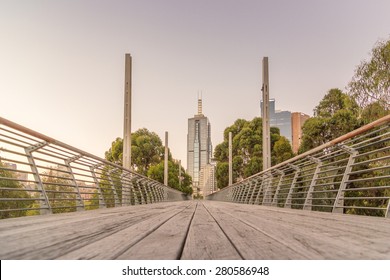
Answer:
(0, 200, 389, 260)
(180, 202, 242, 260)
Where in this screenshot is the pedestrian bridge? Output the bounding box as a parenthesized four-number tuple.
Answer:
(0, 115, 390, 259)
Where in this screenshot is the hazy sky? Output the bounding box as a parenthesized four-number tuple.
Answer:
(1, 0, 389, 169)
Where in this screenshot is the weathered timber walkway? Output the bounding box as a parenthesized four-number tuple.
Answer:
(1, 200, 390, 260)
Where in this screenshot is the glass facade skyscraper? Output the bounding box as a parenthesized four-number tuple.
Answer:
(187, 98, 212, 195)
(261, 99, 292, 143)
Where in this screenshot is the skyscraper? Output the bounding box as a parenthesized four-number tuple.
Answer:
(187, 97, 212, 196)
(261, 99, 292, 142)
(260, 99, 310, 153)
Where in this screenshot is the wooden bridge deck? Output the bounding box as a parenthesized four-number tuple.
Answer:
(1, 200, 390, 260)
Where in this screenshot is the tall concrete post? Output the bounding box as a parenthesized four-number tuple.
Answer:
(229, 131, 233, 186)
(262, 57, 271, 171)
(164, 131, 168, 186)
(179, 159, 182, 188)
(123, 54, 132, 170)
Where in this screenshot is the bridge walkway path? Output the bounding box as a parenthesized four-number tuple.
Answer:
(1, 200, 389, 260)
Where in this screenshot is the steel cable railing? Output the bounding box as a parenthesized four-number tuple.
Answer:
(207, 115, 390, 218)
(0, 117, 188, 219)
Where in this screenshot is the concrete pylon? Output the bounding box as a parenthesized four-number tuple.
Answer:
(262, 57, 271, 171)
(179, 159, 182, 188)
(123, 54, 132, 170)
(229, 131, 233, 186)
(164, 131, 168, 186)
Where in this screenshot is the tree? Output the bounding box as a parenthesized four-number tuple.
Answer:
(273, 136, 294, 164)
(105, 128, 192, 194)
(348, 38, 390, 110)
(314, 88, 359, 118)
(214, 117, 294, 189)
(105, 128, 166, 175)
(299, 89, 360, 153)
(147, 160, 192, 195)
(360, 101, 390, 124)
(42, 167, 77, 214)
(0, 162, 33, 219)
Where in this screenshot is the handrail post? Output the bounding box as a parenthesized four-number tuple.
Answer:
(262, 173, 274, 205)
(285, 164, 300, 208)
(248, 178, 259, 204)
(332, 145, 358, 214)
(120, 172, 128, 206)
(254, 177, 265, 205)
(303, 156, 322, 211)
(272, 170, 285, 206)
(90, 164, 106, 209)
(242, 182, 249, 203)
(157, 183, 165, 202)
(140, 179, 151, 204)
(231, 186, 238, 202)
(108, 168, 121, 207)
(25, 141, 51, 215)
(64, 154, 85, 211)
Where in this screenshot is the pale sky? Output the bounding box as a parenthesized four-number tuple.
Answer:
(1, 0, 389, 169)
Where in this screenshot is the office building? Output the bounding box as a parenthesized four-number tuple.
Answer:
(187, 98, 212, 196)
(291, 112, 310, 154)
(199, 162, 216, 197)
(261, 99, 292, 143)
(261, 99, 310, 152)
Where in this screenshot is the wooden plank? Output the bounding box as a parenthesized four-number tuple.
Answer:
(57, 201, 192, 259)
(0, 201, 190, 259)
(180, 201, 242, 260)
(1, 200, 390, 260)
(116, 201, 198, 259)
(203, 201, 308, 259)
(208, 201, 390, 259)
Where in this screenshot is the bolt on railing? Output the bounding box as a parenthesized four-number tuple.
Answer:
(0, 117, 189, 219)
(207, 115, 390, 218)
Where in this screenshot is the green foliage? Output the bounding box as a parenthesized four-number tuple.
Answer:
(360, 101, 390, 124)
(105, 128, 167, 175)
(105, 137, 123, 165)
(42, 168, 77, 214)
(215, 162, 229, 189)
(299, 89, 361, 153)
(214, 117, 294, 189)
(105, 128, 192, 195)
(314, 88, 360, 118)
(0, 162, 33, 219)
(147, 161, 193, 195)
(344, 138, 390, 217)
(348, 37, 390, 110)
(273, 136, 294, 164)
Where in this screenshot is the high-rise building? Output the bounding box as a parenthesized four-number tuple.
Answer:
(261, 99, 292, 143)
(187, 98, 212, 196)
(199, 162, 216, 197)
(291, 112, 310, 154)
(260, 99, 310, 152)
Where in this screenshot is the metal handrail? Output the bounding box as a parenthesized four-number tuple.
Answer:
(206, 115, 390, 218)
(0, 117, 188, 219)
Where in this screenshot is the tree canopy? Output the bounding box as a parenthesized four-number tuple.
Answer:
(299, 88, 360, 153)
(348, 37, 390, 110)
(214, 117, 294, 189)
(147, 161, 192, 195)
(104, 128, 192, 194)
(0, 162, 33, 219)
(105, 128, 166, 175)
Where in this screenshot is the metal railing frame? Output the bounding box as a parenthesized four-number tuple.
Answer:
(0, 117, 189, 218)
(207, 115, 390, 218)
